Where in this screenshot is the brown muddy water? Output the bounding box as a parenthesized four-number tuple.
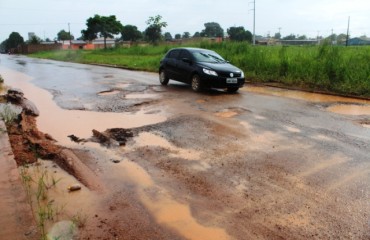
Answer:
(246, 86, 370, 116)
(1, 66, 230, 240)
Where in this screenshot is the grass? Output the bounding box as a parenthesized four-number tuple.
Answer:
(29, 41, 370, 97)
(20, 164, 64, 240)
(0, 103, 20, 125)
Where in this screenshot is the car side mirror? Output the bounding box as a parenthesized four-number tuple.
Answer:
(182, 58, 192, 64)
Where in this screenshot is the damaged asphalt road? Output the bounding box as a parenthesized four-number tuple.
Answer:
(1, 55, 370, 239)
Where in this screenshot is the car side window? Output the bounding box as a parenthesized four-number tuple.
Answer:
(179, 50, 192, 60)
(167, 50, 180, 59)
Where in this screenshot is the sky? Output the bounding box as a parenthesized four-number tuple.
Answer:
(0, 0, 369, 42)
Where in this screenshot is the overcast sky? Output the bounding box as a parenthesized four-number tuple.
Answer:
(0, 0, 369, 42)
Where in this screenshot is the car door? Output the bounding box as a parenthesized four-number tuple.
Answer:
(164, 49, 181, 80)
(176, 49, 194, 83)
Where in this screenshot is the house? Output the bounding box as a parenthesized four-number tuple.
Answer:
(61, 40, 87, 50)
(347, 37, 370, 46)
(84, 38, 116, 49)
(60, 38, 115, 50)
(278, 39, 318, 46)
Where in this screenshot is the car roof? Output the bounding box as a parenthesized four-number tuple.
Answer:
(169, 47, 214, 53)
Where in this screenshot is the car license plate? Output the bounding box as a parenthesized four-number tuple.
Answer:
(226, 78, 238, 84)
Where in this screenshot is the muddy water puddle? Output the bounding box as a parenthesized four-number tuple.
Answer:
(124, 134, 230, 239)
(327, 104, 370, 116)
(106, 147, 230, 240)
(0, 67, 166, 146)
(247, 85, 370, 116)
(78, 141, 229, 240)
(133, 132, 202, 160)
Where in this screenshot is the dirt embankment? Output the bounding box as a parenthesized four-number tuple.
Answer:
(2, 89, 107, 189)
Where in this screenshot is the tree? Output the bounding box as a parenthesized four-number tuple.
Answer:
(144, 15, 167, 44)
(81, 14, 123, 49)
(121, 25, 142, 42)
(182, 32, 190, 39)
(193, 32, 200, 38)
(227, 26, 252, 42)
(164, 32, 173, 41)
(28, 35, 42, 44)
(274, 32, 281, 39)
(175, 34, 181, 40)
(200, 22, 224, 38)
(0, 40, 6, 53)
(336, 33, 347, 44)
(282, 34, 296, 40)
(57, 29, 74, 42)
(297, 35, 307, 40)
(5, 32, 24, 51)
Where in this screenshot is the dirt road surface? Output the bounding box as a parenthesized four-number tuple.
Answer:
(1, 55, 370, 239)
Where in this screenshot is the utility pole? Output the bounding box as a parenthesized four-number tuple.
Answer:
(253, 0, 256, 45)
(331, 28, 334, 45)
(68, 23, 72, 49)
(346, 16, 350, 47)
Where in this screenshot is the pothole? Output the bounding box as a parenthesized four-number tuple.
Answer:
(327, 104, 370, 116)
(125, 93, 159, 99)
(214, 107, 250, 118)
(97, 89, 121, 96)
(357, 119, 370, 128)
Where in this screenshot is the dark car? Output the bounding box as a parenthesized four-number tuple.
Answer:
(159, 47, 245, 92)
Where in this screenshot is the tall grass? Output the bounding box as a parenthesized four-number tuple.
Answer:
(30, 42, 370, 97)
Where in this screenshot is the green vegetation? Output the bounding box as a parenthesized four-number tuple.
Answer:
(0, 103, 20, 125)
(20, 165, 63, 239)
(0, 75, 4, 94)
(30, 42, 370, 97)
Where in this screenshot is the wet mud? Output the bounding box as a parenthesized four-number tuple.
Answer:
(1, 56, 370, 240)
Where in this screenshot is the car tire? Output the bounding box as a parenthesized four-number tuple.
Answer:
(227, 87, 239, 93)
(191, 74, 202, 92)
(159, 69, 169, 85)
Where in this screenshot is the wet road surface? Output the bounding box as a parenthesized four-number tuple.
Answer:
(1, 54, 370, 239)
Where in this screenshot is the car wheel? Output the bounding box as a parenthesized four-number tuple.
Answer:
(159, 69, 169, 85)
(191, 74, 202, 92)
(227, 87, 239, 93)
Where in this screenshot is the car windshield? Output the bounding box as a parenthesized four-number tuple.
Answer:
(192, 51, 226, 63)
